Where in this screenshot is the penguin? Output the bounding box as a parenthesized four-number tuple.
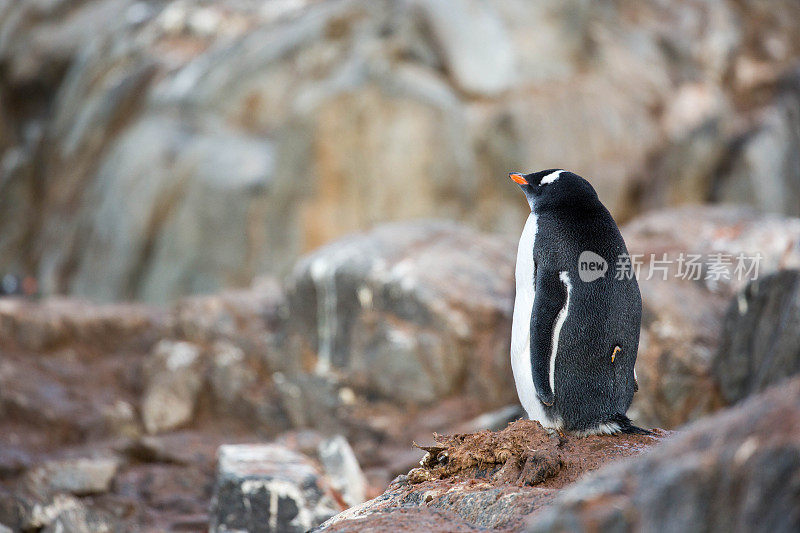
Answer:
(508, 169, 647, 435)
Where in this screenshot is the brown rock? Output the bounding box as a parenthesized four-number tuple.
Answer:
(526, 377, 800, 533)
(623, 206, 800, 428)
(0, 298, 167, 353)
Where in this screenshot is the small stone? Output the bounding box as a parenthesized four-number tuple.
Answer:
(318, 435, 367, 507)
(141, 340, 203, 434)
(5, 492, 114, 532)
(209, 340, 254, 410)
(210, 444, 339, 533)
(24, 458, 119, 497)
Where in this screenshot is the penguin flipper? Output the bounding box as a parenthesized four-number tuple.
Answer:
(531, 268, 568, 407)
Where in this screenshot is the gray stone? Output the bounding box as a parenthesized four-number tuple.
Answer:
(285, 220, 516, 407)
(40, 503, 115, 533)
(210, 444, 339, 533)
(713, 270, 800, 404)
(0, 491, 114, 532)
(318, 435, 367, 507)
(716, 70, 800, 217)
(141, 340, 204, 434)
(315, 477, 557, 532)
(414, 0, 516, 96)
(24, 457, 119, 497)
(209, 341, 255, 410)
(272, 373, 341, 433)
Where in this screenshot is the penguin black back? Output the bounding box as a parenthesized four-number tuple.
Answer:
(509, 169, 646, 435)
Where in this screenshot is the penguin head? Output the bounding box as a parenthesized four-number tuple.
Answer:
(509, 169, 600, 211)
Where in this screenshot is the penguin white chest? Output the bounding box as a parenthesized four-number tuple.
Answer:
(510, 213, 549, 424)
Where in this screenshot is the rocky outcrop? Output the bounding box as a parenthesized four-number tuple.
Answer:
(285, 220, 516, 407)
(2, 0, 800, 302)
(526, 376, 800, 533)
(712, 270, 800, 405)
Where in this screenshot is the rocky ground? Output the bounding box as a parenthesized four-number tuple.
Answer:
(0, 206, 799, 531)
(322, 377, 800, 532)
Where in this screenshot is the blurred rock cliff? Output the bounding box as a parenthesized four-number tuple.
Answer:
(1, 0, 799, 302)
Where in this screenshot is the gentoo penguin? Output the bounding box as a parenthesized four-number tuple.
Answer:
(509, 169, 647, 435)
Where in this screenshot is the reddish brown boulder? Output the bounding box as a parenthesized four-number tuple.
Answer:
(526, 376, 800, 532)
(623, 206, 800, 428)
(0, 298, 168, 353)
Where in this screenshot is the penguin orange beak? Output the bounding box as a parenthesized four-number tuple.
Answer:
(509, 173, 527, 185)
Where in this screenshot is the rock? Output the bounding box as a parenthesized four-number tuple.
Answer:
(622, 206, 800, 428)
(272, 372, 342, 433)
(712, 270, 800, 404)
(526, 377, 800, 533)
(172, 277, 285, 349)
(414, 0, 515, 96)
(5, 0, 800, 302)
(319, 481, 554, 532)
(318, 435, 367, 507)
(141, 340, 204, 434)
(173, 278, 292, 431)
(0, 446, 31, 478)
(23, 457, 120, 497)
(0, 297, 167, 352)
(210, 444, 339, 533)
(316, 420, 664, 531)
(0, 491, 114, 532)
(285, 220, 516, 407)
(40, 503, 115, 533)
(714, 68, 800, 217)
(206, 339, 268, 419)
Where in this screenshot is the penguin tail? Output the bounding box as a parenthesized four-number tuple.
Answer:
(609, 413, 652, 435)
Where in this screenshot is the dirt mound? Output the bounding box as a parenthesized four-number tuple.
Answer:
(409, 419, 664, 489)
(317, 420, 667, 531)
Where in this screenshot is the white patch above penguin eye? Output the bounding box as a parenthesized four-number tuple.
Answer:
(540, 170, 564, 186)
